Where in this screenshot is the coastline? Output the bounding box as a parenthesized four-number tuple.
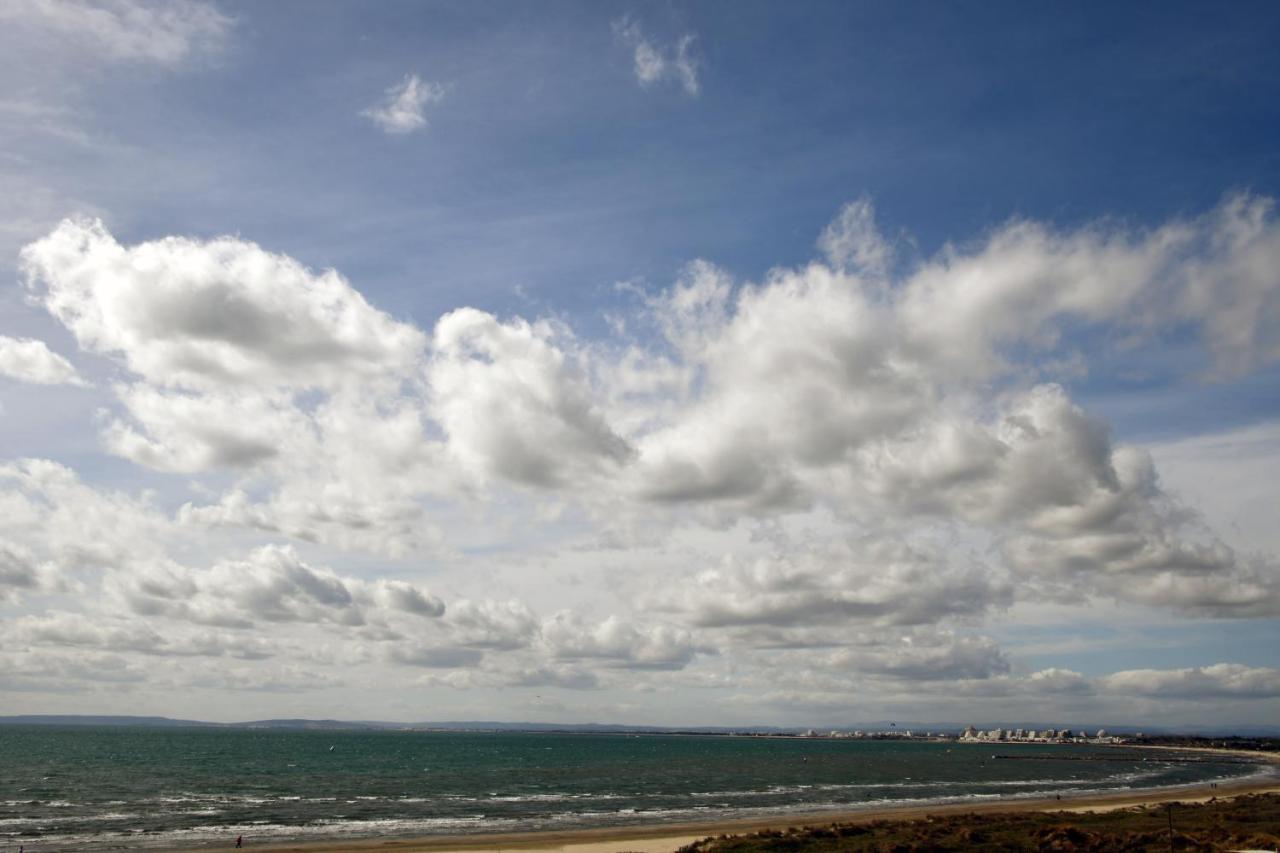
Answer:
(236, 749, 1280, 853)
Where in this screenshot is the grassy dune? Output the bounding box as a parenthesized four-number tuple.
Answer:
(676, 792, 1280, 852)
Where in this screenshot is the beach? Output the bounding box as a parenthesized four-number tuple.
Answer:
(240, 749, 1280, 853)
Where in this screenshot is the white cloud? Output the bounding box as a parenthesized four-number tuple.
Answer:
(1025, 667, 1093, 695)
(722, 630, 1013, 698)
(21, 218, 425, 392)
(103, 384, 298, 471)
(0, 335, 85, 386)
(0, 457, 172, 575)
(9, 194, 1280, 721)
(632, 260, 914, 511)
(19, 220, 449, 556)
(1101, 663, 1280, 700)
(445, 599, 540, 650)
(388, 644, 483, 669)
(362, 73, 445, 135)
(1149, 420, 1280, 557)
(896, 193, 1280, 380)
(109, 544, 444, 631)
(0, 649, 149, 692)
(818, 198, 893, 279)
(669, 537, 1009, 633)
(542, 613, 702, 670)
(612, 17, 700, 96)
(0, 540, 44, 602)
(505, 665, 599, 690)
(430, 308, 632, 488)
(0, 0, 232, 66)
(10, 611, 273, 659)
(830, 633, 1010, 682)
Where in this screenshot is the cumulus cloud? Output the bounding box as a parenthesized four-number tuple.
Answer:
(858, 386, 1280, 615)
(542, 613, 702, 670)
(0, 649, 148, 692)
(103, 384, 295, 471)
(362, 73, 445, 135)
(190, 663, 339, 693)
(11, 194, 1280, 716)
(1101, 663, 1280, 699)
(505, 664, 599, 690)
(10, 611, 273, 659)
(722, 630, 1014, 703)
(896, 193, 1280, 380)
(445, 599, 540, 650)
(430, 308, 632, 487)
(669, 537, 1009, 633)
(0, 541, 43, 602)
(19, 220, 448, 555)
(175, 387, 448, 556)
(0, 0, 232, 66)
(633, 260, 916, 510)
(1025, 667, 1094, 695)
(21, 218, 425, 391)
(631, 196, 1280, 514)
(0, 335, 85, 385)
(0, 457, 171, 575)
(413, 663, 599, 691)
(612, 17, 699, 96)
(110, 544, 444, 630)
(387, 644, 483, 669)
(178, 480, 438, 559)
(730, 657, 1271, 715)
(615, 199, 1280, 615)
(828, 632, 1011, 682)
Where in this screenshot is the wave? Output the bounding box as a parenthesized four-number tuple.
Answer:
(5, 761, 1269, 850)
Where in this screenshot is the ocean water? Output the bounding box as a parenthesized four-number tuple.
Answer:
(0, 726, 1270, 850)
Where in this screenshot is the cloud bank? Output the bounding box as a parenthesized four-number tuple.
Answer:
(6, 194, 1280, 722)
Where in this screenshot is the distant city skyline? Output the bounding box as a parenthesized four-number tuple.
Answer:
(1, 0, 1279, 727)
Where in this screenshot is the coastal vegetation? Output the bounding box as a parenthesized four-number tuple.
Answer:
(1129, 735, 1280, 754)
(677, 793, 1280, 851)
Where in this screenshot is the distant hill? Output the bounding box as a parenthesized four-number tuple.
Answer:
(236, 718, 388, 730)
(0, 715, 797, 733)
(0, 714, 215, 727)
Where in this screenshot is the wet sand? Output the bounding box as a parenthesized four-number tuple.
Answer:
(232, 748, 1280, 853)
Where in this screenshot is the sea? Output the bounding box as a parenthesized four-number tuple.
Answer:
(1, 726, 1273, 850)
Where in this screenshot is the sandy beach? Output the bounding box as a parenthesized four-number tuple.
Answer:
(239, 749, 1280, 853)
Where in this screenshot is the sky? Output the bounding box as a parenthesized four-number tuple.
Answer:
(1, 0, 1279, 729)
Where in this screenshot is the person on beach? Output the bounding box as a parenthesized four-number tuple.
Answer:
(236, 835, 243, 848)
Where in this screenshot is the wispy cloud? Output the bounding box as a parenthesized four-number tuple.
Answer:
(613, 16, 700, 96)
(0, 0, 232, 66)
(362, 73, 446, 135)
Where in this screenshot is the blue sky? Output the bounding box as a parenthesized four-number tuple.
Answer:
(1, 1, 1279, 727)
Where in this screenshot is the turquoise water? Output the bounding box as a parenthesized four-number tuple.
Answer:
(0, 726, 1269, 850)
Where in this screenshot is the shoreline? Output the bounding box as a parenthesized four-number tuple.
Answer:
(233, 750, 1280, 853)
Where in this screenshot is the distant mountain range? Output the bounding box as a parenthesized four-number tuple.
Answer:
(2, 714, 1279, 737)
